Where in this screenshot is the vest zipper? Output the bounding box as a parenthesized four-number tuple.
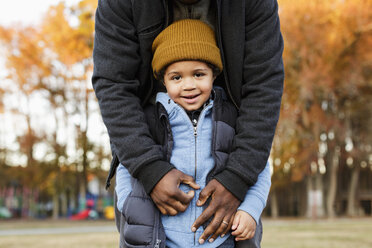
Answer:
(154, 239, 161, 248)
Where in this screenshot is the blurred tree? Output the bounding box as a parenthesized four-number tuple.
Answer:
(0, 0, 108, 218)
(278, 0, 372, 217)
(0, 25, 47, 191)
(39, 0, 98, 216)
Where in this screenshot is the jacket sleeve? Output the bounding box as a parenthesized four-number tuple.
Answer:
(214, 0, 284, 201)
(237, 162, 271, 224)
(92, 0, 174, 194)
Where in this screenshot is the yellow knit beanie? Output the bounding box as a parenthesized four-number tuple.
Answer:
(152, 19, 223, 79)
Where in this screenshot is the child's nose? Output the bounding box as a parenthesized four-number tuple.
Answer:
(183, 77, 196, 90)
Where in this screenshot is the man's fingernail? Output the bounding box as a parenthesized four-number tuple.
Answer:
(197, 200, 201, 205)
(209, 238, 214, 243)
(199, 239, 205, 244)
(232, 225, 236, 229)
(191, 227, 196, 232)
(221, 234, 225, 238)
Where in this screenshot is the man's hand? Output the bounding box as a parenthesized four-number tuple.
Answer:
(191, 179, 241, 244)
(150, 169, 200, 216)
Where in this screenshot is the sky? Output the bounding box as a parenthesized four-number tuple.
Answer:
(0, 0, 79, 26)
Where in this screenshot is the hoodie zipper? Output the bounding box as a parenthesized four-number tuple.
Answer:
(189, 102, 211, 246)
(191, 116, 199, 246)
(170, 99, 211, 245)
(192, 118, 198, 179)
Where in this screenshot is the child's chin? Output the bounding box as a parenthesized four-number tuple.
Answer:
(184, 106, 199, 111)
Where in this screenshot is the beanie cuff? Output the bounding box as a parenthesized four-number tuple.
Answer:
(152, 41, 223, 77)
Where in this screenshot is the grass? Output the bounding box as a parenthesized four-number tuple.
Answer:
(0, 218, 371, 247)
(0, 220, 118, 248)
(261, 218, 372, 248)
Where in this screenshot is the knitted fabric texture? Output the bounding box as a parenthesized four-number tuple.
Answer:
(152, 19, 223, 79)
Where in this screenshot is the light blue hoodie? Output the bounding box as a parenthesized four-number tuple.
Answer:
(116, 92, 271, 247)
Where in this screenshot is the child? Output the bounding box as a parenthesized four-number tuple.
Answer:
(115, 19, 271, 248)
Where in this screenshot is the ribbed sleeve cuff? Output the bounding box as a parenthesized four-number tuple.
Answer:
(136, 160, 175, 194)
(237, 193, 266, 225)
(214, 170, 249, 202)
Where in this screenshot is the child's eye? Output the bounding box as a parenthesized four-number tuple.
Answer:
(172, 75, 181, 81)
(194, 73, 205, 78)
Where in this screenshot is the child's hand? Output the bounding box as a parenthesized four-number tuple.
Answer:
(231, 210, 256, 241)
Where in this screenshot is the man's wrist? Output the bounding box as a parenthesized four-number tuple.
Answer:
(136, 160, 175, 194)
(214, 170, 248, 201)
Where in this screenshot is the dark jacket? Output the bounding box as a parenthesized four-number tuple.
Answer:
(121, 88, 237, 248)
(92, 0, 284, 200)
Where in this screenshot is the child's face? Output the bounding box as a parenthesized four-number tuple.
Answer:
(163, 60, 214, 111)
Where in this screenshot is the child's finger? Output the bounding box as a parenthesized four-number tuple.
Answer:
(231, 213, 240, 230)
(235, 231, 247, 241)
(239, 232, 251, 241)
(231, 221, 245, 236)
(247, 229, 255, 239)
(240, 228, 249, 239)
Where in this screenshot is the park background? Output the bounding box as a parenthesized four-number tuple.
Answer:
(0, 0, 371, 247)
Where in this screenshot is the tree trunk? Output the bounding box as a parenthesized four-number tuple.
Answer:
(79, 182, 86, 211)
(80, 88, 90, 209)
(347, 165, 360, 216)
(52, 193, 59, 219)
(270, 189, 279, 218)
(326, 146, 340, 218)
(305, 176, 312, 218)
(61, 191, 68, 217)
(315, 173, 325, 218)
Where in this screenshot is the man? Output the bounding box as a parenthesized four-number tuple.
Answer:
(92, 0, 283, 245)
